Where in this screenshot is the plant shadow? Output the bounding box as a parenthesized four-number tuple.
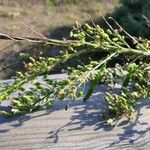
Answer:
(108, 97, 150, 148)
(45, 86, 150, 147)
(0, 85, 149, 148)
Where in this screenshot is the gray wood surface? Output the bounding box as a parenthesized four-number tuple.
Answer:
(0, 74, 150, 150)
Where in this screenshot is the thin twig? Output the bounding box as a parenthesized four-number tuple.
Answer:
(102, 16, 114, 32)
(0, 42, 19, 53)
(142, 15, 150, 28)
(21, 21, 49, 40)
(0, 60, 21, 73)
(83, 13, 97, 27)
(108, 17, 147, 51)
(102, 16, 131, 48)
(0, 33, 78, 46)
(108, 17, 139, 44)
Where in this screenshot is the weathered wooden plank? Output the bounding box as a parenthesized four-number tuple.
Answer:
(0, 74, 150, 150)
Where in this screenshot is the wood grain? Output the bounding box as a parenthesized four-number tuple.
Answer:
(0, 74, 150, 150)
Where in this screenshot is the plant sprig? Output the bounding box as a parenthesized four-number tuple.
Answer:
(0, 20, 149, 124)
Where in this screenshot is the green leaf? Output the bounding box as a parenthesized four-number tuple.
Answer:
(83, 65, 106, 101)
(83, 79, 97, 101)
(122, 73, 131, 87)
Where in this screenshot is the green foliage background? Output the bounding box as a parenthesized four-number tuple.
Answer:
(113, 0, 150, 38)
